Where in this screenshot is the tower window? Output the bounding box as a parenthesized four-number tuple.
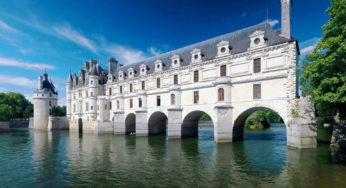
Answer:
(139, 98, 142, 108)
(253, 58, 261, 73)
(90, 92, 93, 97)
(120, 86, 123, 93)
(157, 96, 161, 106)
(105, 105, 107, 110)
(220, 65, 226, 77)
(194, 70, 199, 82)
(49, 101, 51, 106)
(91, 80, 93, 85)
(130, 84, 133, 92)
(253, 84, 261, 99)
(218, 88, 224, 101)
(157, 78, 160, 88)
(171, 94, 175, 105)
(110, 102, 112, 110)
(91, 106, 93, 110)
(116, 100, 119, 109)
(130, 99, 133, 108)
(194, 91, 199, 104)
(141, 81, 145, 90)
(174, 75, 178, 84)
(109, 88, 112, 95)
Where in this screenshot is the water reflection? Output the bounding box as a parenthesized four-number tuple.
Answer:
(2, 127, 342, 187)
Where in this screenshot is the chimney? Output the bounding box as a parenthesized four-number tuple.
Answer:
(38, 76, 43, 90)
(281, 0, 292, 39)
(108, 57, 118, 74)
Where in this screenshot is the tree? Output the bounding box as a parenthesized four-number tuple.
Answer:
(300, 0, 346, 118)
(0, 92, 33, 120)
(51, 106, 66, 116)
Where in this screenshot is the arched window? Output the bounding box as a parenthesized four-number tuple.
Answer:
(157, 78, 160, 88)
(218, 88, 224, 101)
(116, 100, 119, 109)
(119, 86, 123, 93)
(139, 98, 142, 108)
(109, 88, 112, 95)
(171, 94, 175, 105)
(130, 84, 133, 92)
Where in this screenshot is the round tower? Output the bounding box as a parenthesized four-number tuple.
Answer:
(88, 64, 98, 120)
(32, 72, 58, 130)
(66, 72, 72, 119)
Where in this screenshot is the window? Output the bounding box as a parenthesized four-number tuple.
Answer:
(174, 75, 178, 84)
(221, 47, 226, 53)
(157, 96, 161, 106)
(49, 101, 51, 106)
(90, 92, 93, 97)
(120, 86, 123, 93)
(74, 94, 76, 100)
(194, 91, 199, 104)
(194, 54, 198, 60)
(49, 109, 51, 115)
(254, 38, 260, 45)
(91, 80, 93, 85)
(253, 58, 261, 73)
(171, 94, 175, 105)
(110, 102, 112, 110)
(220, 65, 226, 77)
(218, 88, 224, 101)
(91, 106, 93, 110)
(130, 84, 133, 92)
(97, 105, 99, 110)
(49, 93, 52, 97)
(85, 91, 88, 97)
(157, 78, 160, 88)
(79, 91, 82, 98)
(116, 100, 119, 109)
(253, 84, 261, 99)
(130, 99, 133, 108)
(86, 102, 89, 111)
(194, 70, 199, 82)
(109, 88, 112, 95)
(142, 81, 145, 90)
(73, 104, 76, 112)
(105, 105, 107, 110)
(139, 98, 142, 107)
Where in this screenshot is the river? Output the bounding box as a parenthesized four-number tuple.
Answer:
(0, 126, 346, 187)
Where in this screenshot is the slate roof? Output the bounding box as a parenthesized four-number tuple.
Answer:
(113, 21, 293, 80)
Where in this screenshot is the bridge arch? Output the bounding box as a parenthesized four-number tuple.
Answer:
(125, 113, 136, 134)
(148, 111, 168, 135)
(232, 106, 286, 141)
(181, 110, 214, 138)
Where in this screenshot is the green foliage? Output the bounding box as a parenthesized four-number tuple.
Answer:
(51, 106, 66, 116)
(244, 109, 282, 129)
(0, 92, 33, 121)
(300, 0, 346, 118)
(291, 109, 299, 118)
(200, 113, 211, 120)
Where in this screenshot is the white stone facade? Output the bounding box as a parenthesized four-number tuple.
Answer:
(67, 0, 317, 148)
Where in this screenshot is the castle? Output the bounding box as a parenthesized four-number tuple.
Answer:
(66, 0, 318, 148)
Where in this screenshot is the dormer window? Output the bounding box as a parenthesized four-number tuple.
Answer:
(217, 40, 230, 57)
(118, 71, 124, 81)
(154, 60, 163, 72)
(128, 68, 134, 79)
(191, 48, 202, 63)
(249, 30, 266, 49)
(139, 64, 147, 76)
(171, 54, 181, 68)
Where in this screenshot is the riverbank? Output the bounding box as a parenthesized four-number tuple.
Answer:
(0, 121, 10, 133)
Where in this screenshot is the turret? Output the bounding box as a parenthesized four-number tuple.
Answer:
(281, 0, 292, 39)
(66, 72, 73, 118)
(38, 76, 43, 90)
(88, 64, 99, 120)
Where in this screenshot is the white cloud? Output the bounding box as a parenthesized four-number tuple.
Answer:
(0, 55, 55, 70)
(54, 24, 97, 53)
(269, 19, 279, 27)
(0, 74, 37, 88)
(300, 37, 320, 55)
(149, 47, 160, 56)
(106, 46, 147, 65)
(0, 19, 18, 33)
(18, 48, 33, 55)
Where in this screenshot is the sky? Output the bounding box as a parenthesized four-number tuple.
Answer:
(0, 0, 331, 105)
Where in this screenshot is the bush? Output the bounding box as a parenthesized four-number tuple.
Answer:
(51, 106, 66, 116)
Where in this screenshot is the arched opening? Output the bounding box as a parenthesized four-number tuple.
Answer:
(125, 113, 136, 135)
(148, 112, 167, 135)
(78, 118, 83, 133)
(233, 107, 285, 141)
(181, 111, 213, 138)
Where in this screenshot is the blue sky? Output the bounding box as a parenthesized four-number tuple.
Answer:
(0, 0, 330, 105)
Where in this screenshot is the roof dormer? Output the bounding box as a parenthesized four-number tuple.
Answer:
(140, 64, 148, 76)
(217, 40, 231, 57)
(118, 70, 124, 81)
(154, 60, 163, 72)
(171, 54, 181, 68)
(249, 30, 266, 49)
(128, 68, 135, 79)
(191, 48, 202, 63)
